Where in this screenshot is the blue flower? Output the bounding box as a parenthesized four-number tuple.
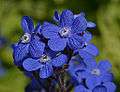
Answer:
(77, 59, 113, 89)
(13, 16, 45, 66)
(23, 50, 67, 78)
(42, 10, 90, 51)
(74, 82, 116, 92)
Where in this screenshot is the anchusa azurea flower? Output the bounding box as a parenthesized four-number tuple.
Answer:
(12, 9, 116, 92)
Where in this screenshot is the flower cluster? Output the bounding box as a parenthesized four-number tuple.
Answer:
(12, 10, 116, 92)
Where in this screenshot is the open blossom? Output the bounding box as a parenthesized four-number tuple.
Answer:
(42, 10, 96, 51)
(13, 16, 45, 66)
(70, 58, 113, 89)
(84, 59, 113, 89)
(23, 49, 67, 78)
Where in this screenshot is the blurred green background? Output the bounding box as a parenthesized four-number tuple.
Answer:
(0, 0, 120, 92)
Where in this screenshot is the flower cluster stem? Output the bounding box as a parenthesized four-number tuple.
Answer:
(58, 72, 66, 92)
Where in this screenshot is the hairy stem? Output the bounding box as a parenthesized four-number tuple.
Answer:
(58, 73, 66, 92)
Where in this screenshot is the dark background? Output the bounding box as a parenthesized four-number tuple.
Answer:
(0, 0, 120, 92)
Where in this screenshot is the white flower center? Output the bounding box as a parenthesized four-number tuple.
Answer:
(59, 27, 70, 37)
(21, 33, 31, 43)
(91, 69, 101, 76)
(40, 55, 51, 63)
(82, 42, 88, 48)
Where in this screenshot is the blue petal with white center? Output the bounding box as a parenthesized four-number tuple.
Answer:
(39, 63, 53, 78)
(21, 16, 34, 33)
(23, 58, 41, 71)
(52, 54, 67, 67)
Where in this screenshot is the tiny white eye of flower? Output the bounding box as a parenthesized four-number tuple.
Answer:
(21, 33, 31, 43)
(59, 27, 71, 37)
(91, 69, 101, 76)
(40, 55, 51, 63)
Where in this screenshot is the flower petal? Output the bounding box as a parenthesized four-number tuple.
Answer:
(52, 54, 67, 67)
(21, 16, 34, 33)
(48, 38, 67, 51)
(74, 85, 92, 92)
(39, 63, 53, 78)
(87, 21, 96, 28)
(93, 85, 107, 92)
(68, 35, 84, 50)
(86, 76, 101, 89)
(42, 22, 60, 39)
(60, 10, 74, 27)
(72, 15, 87, 33)
(79, 49, 94, 59)
(34, 22, 42, 34)
(98, 60, 112, 72)
(23, 58, 41, 71)
(74, 12, 85, 19)
(82, 43, 99, 57)
(13, 43, 29, 66)
(83, 31, 92, 42)
(30, 38, 45, 58)
(103, 82, 116, 92)
(101, 73, 113, 83)
(53, 10, 60, 22)
(84, 58, 97, 70)
(45, 49, 58, 58)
